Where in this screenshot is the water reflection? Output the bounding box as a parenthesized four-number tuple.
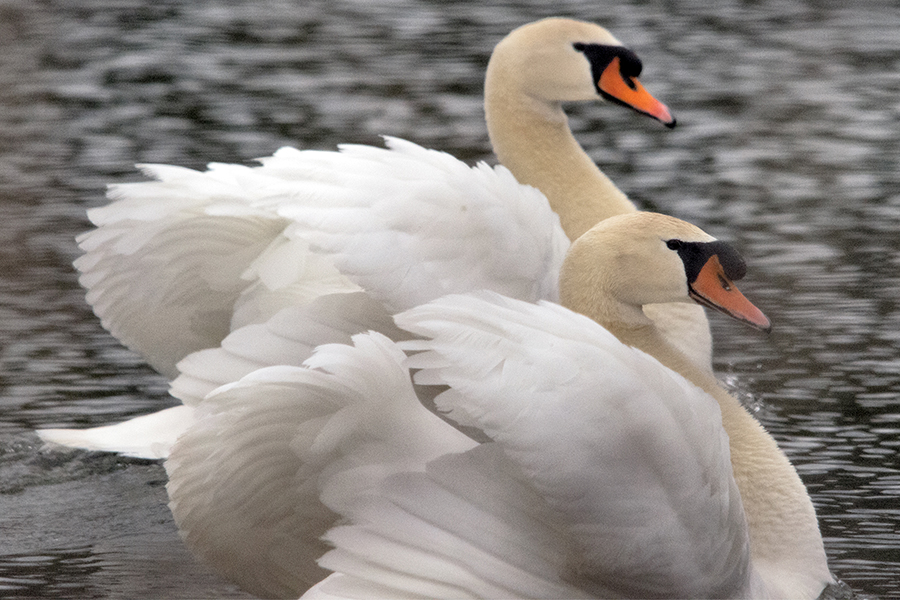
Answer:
(0, 547, 101, 598)
(1, 0, 898, 596)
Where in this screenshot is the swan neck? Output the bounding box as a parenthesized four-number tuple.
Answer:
(484, 76, 636, 241)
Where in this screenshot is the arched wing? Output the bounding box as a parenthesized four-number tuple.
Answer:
(395, 292, 752, 598)
(77, 139, 567, 377)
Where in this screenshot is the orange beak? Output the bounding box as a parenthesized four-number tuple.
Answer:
(598, 57, 676, 128)
(688, 255, 771, 332)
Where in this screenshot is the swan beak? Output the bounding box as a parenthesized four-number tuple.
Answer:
(688, 255, 772, 332)
(599, 57, 676, 128)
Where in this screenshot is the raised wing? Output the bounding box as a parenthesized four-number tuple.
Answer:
(256, 138, 568, 313)
(395, 292, 752, 598)
(76, 138, 567, 377)
(168, 291, 752, 598)
(166, 331, 476, 599)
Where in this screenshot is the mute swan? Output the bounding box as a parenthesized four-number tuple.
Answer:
(166, 212, 833, 599)
(40, 18, 707, 459)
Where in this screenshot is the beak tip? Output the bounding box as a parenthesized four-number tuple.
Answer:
(751, 314, 772, 334)
(664, 116, 677, 129)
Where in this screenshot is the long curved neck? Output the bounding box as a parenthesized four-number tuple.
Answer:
(484, 70, 636, 241)
(561, 272, 831, 595)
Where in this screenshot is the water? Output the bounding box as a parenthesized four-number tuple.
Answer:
(1, 0, 897, 596)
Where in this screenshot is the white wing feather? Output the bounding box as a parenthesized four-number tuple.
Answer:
(258, 138, 568, 312)
(36, 405, 192, 460)
(75, 138, 568, 378)
(166, 331, 475, 599)
(44, 138, 567, 458)
(391, 292, 752, 598)
(309, 444, 592, 600)
(166, 365, 338, 599)
(171, 291, 404, 406)
(167, 291, 751, 598)
(38, 292, 401, 460)
(76, 209, 289, 378)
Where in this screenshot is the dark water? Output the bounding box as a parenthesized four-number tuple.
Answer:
(1, 0, 897, 597)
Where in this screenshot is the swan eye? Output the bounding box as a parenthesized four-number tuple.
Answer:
(617, 50, 643, 79)
(666, 239, 683, 251)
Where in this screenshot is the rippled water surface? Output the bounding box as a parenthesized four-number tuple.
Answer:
(1, 0, 898, 597)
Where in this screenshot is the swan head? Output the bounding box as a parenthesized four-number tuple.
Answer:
(487, 17, 675, 127)
(560, 212, 771, 331)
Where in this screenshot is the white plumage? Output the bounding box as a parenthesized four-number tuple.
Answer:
(165, 292, 755, 598)
(166, 323, 477, 598)
(78, 137, 567, 379)
(163, 212, 830, 599)
(40, 137, 568, 458)
(39, 17, 703, 459)
(32, 17, 827, 598)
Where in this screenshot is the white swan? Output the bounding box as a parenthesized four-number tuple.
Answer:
(39, 18, 706, 459)
(166, 212, 833, 599)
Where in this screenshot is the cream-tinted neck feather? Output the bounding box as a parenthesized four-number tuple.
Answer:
(484, 19, 716, 373)
(485, 18, 638, 241)
(560, 212, 832, 598)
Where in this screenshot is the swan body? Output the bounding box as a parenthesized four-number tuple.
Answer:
(40, 18, 712, 459)
(166, 212, 832, 599)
